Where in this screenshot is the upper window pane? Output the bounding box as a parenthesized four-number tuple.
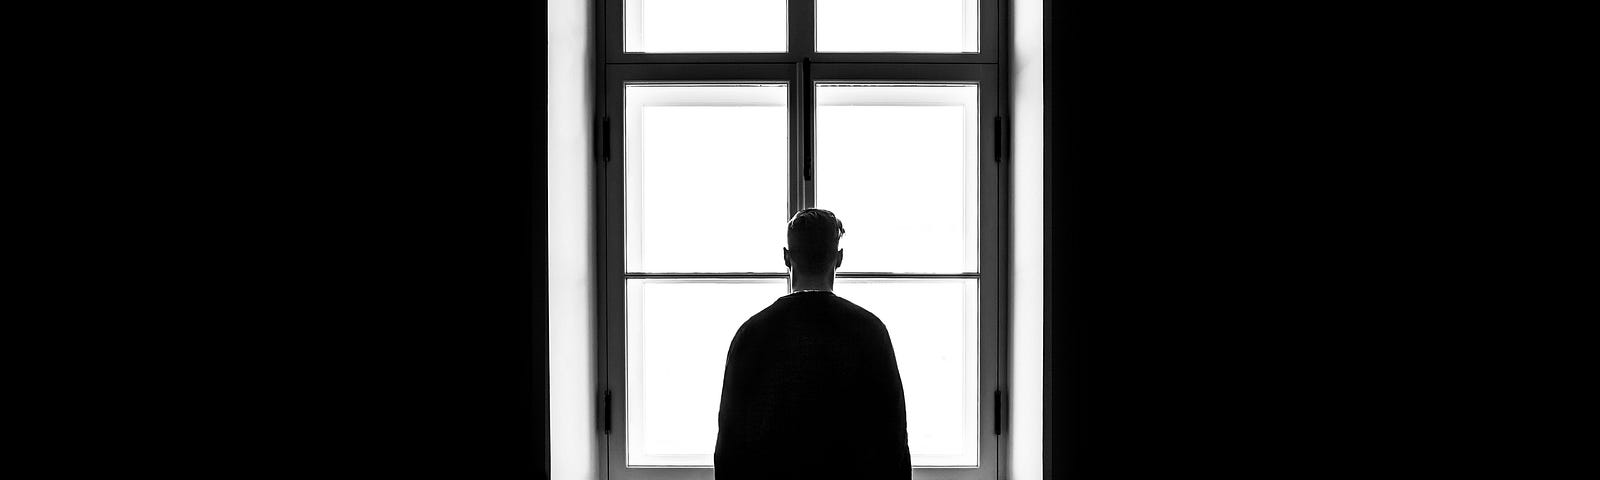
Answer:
(816, 0, 979, 52)
(816, 84, 979, 273)
(626, 0, 787, 52)
(625, 84, 789, 273)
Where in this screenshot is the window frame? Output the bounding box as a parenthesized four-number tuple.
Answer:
(595, 2, 1010, 479)
(604, 0, 1001, 64)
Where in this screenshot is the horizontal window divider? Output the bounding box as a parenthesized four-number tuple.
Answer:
(609, 61, 802, 65)
(623, 272, 981, 279)
(841, 272, 982, 278)
(606, 60, 1001, 65)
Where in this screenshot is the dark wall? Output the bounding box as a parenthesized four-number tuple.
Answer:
(1040, 1, 1432, 478)
(168, 4, 553, 477)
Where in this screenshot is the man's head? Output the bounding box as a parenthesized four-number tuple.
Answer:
(784, 208, 845, 274)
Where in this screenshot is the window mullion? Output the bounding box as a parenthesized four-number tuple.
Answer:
(794, 1, 817, 213)
(791, 63, 809, 214)
(801, 59, 817, 209)
(791, 0, 816, 57)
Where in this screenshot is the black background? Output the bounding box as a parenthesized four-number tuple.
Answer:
(94, 1, 1505, 477)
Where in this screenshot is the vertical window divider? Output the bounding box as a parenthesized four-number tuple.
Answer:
(802, 57, 814, 183)
(792, 0, 816, 58)
(794, 57, 817, 210)
(790, 62, 806, 214)
(795, 1, 817, 211)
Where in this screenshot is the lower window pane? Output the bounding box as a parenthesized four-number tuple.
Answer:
(834, 278, 979, 467)
(625, 278, 978, 467)
(626, 278, 787, 466)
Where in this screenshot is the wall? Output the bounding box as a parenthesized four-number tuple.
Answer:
(1009, 0, 1045, 478)
(547, 0, 600, 478)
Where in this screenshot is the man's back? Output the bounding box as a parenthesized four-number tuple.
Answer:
(713, 291, 911, 480)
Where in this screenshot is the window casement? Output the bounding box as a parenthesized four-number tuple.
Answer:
(597, 1, 1009, 479)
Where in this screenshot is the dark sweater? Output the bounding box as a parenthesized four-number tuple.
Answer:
(713, 291, 911, 479)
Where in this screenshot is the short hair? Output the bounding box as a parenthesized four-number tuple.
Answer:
(786, 209, 845, 270)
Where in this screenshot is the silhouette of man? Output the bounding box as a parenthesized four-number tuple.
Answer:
(714, 209, 911, 479)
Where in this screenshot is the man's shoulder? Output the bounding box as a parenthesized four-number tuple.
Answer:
(757, 291, 876, 315)
(741, 293, 886, 332)
(827, 294, 879, 318)
(731, 296, 793, 336)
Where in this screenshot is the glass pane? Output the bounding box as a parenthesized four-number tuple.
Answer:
(626, 0, 786, 52)
(816, 0, 979, 52)
(626, 278, 788, 466)
(815, 84, 979, 273)
(625, 84, 789, 273)
(834, 278, 980, 466)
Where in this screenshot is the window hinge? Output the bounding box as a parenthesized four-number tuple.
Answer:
(597, 116, 611, 163)
(994, 389, 1005, 436)
(603, 389, 613, 434)
(994, 116, 1006, 162)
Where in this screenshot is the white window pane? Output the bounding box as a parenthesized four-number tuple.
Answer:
(626, 278, 787, 466)
(835, 278, 980, 466)
(625, 84, 789, 273)
(816, 84, 980, 274)
(816, 0, 979, 52)
(626, 0, 787, 52)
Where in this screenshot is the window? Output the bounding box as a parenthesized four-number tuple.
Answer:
(599, 1, 1007, 478)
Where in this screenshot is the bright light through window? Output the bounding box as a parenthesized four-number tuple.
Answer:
(816, 84, 980, 274)
(626, 0, 787, 52)
(626, 278, 787, 466)
(834, 278, 979, 466)
(625, 84, 790, 273)
(816, 0, 979, 52)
